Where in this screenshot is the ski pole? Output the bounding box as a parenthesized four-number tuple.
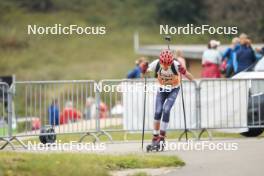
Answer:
(180, 75, 188, 141)
(141, 75, 147, 150)
(164, 35, 188, 141)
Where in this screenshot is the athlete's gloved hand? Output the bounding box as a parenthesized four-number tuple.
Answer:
(178, 64, 186, 75)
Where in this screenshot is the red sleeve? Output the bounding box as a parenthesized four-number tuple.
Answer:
(178, 64, 186, 75)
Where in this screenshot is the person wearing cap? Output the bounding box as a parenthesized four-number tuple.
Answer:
(235, 34, 256, 74)
(201, 40, 222, 78)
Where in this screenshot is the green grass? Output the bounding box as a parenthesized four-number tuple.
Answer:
(0, 127, 17, 137)
(0, 152, 184, 176)
(0, 127, 7, 137)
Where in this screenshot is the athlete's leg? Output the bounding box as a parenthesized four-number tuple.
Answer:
(160, 87, 180, 137)
(152, 90, 167, 142)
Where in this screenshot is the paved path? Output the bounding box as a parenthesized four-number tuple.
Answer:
(105, 138, 264, 176)
(3, 138, 264, 176)
(163, 138, 264, 176)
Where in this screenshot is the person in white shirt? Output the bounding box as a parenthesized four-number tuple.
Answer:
(201, 40, 222, 78)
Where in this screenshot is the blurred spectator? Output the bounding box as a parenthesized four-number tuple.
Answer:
(84, 97, 109, 119)
(221, 37, 240, 77)
(127, 57, 148, 78)
(48, 99, 59, 126)
(32, 118, 41, 130)
(111, 101, 123, 116)
(135, 57, 144, 66)
(99, 102, 108, 119)
(255, 47, 264, 60)
(140, 61, 149, 75)
(59, 101, 81, 124)
(259, 48, 264, 55)
(174, 50, 186, 69)
(83, 97, 96, 119)
(235, 34, 256, 74)
(201, 40, 222, 78)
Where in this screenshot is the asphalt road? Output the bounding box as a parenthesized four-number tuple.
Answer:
(163, 138, 264, 176)
(105, 138, 264, 176)
(3, 138, 264, 176)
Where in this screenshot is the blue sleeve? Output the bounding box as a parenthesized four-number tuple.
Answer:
(222, 48, 231, 60)
(127, 69, 136, 78)
(55, 108, 59, 119)
(127, 67, 141, 79)
(49, 105, 59, 125)
(252, 50, 257, 62)
(48, 106, 52, 118)
(234, 44, 240, 51)
(255, 53, 262, 61)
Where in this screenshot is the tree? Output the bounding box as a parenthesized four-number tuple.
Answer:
(205, 0, 264, 41)
(13, 0, 53, 12)
(155, 0, 206, 24)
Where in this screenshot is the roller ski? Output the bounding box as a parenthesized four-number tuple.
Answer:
(146, 135, 166, 152)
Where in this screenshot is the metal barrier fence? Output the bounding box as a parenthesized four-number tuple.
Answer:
(98, 80, 123, 130)
(13, 80, 99, 137)
(0, 83, 10, 138)
(246, 79, 264, 128)
(199, 79, 250, 129)
(0, 78, 263, 149)
(99, 79, 198, 132)
(199, 79, 264, 130)
(0, 82, 15, 149)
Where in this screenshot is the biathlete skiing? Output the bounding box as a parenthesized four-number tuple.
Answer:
(145, 49, 194, 151)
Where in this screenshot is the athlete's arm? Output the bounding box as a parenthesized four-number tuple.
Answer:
(178, 64, 194, 81)
(146, 59, 159, 73)
(184, 71, 194, 81)
(142, 59, 159, 78)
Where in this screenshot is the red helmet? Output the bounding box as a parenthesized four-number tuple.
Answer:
(159, 50, 173, 66)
